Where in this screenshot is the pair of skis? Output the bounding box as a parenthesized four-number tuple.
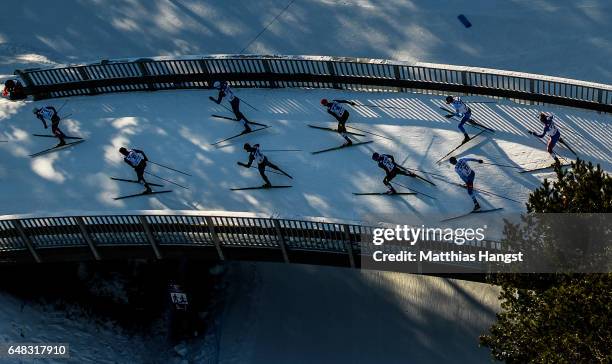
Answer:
(210, 114, 270, 146)
(441, 207, 504, 222)
(29, 139, 86, 157)
(519, 162, 572, 174)
(110, 177, 172, 200)
(233, 163, 293, 191)
(308, 124, 373, 154)
(230, 185, 292, 191)
(353, 192, 416, 196)
(396, 166, 437, 186)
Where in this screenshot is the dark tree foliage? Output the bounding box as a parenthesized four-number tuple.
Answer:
(480, 159, 612, 363)
(526, 159, 611, 213)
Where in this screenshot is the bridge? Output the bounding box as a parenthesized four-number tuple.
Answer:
(2, 55, 610, 276)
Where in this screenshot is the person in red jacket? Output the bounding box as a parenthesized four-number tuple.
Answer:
(2, 79, 26, 100)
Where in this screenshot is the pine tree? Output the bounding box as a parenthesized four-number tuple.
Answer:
(480, 159, 612, 363)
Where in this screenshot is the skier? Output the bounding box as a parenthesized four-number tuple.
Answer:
(119, 147, 152, 193)
(528, 112, 561, 164)
(449, 156, 484, 211)
(238, 143, 287, 188)
(371, 152, 416, 194)
(2, 79, 26, 100)
(320, 98, 355, 146)
(210, 80, 252, 133)
(33, 106, 66, 146)
(445, 95, 472, 143)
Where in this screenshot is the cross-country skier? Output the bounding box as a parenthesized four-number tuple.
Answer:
(445, 95, 472, 143)
(119, 147, 152, 193)
(528, 112, 561, 164)
(211, 81, 252, 133)
(371, 152, 416, 194)
(2, 79, 26, 100)
(321, 99, 355, 146)
(33, 106, 66, 146)
(238, 143, 287, 188)
(449, 156, 484, 211)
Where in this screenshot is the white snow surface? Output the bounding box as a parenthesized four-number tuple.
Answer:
(2, 1, 612, 84)
(0, 291, 164, 364)
(217, 262, 501, 364)
(1, 88, 610, 221)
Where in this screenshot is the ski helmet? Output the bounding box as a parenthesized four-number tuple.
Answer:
(4, 79, 14, 88)
(445, 96, 454, 103)
(119, 147, 128, 155)
(320, 98, 329, 106)
(243, 143, 251, 151)
(371, 152, 380, 161)
(449, 156, 457, 164)
(213, 81, 221, 89)
(32, 107, 40, 114)
(539, 112, 552, 123)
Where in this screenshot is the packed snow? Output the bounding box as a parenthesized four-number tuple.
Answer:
(2, 1, 612, 83)
(1, 88, 610, 220)
(217, 262, 500, 364)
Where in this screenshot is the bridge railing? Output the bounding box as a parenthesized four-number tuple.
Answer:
(0, 211, 498, 274)
(15, 55, 612, 112)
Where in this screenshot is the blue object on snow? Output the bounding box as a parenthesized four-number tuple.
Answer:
(457, 14, 472, 28)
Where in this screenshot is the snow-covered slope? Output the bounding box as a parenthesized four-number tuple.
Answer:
(2, 1, 612, 83)
(1, 88, 610, 220)
(0, 290, 164, 363)
(217, 262, 500, 364)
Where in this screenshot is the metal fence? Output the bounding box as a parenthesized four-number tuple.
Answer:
(0, 212, 497, 274)
(9, 54, 601, 274)
(15, 55, 612, 112)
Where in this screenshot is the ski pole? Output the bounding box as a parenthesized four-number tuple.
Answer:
(480, 161, 525, 169)
(145, 172, 189, 190)
(390, 181, 436, 199)
(215, 102, 236, 115)
(148, 161, 192, 176)
(434, 178, 522, 203)
(471, 186, 522, 204)
(346, 126, 393, 140)
(400, 165, 447, 179)
(262, 149, 302, 152)
(559, 138, 578, 157)
(247, 165, 285, 176)
(239, 97, 259, 112)
(57, 99, 69, 113)
(395, 165, 437, 186)
(351, 103, 412, 110)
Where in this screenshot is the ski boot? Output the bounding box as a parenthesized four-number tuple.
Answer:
(473, 201, 481, 211)
(262, 182, 272, 189)
(384, 186, 397, 195)
(143, 184, 153, 194)
(462, 134, 470, 144)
